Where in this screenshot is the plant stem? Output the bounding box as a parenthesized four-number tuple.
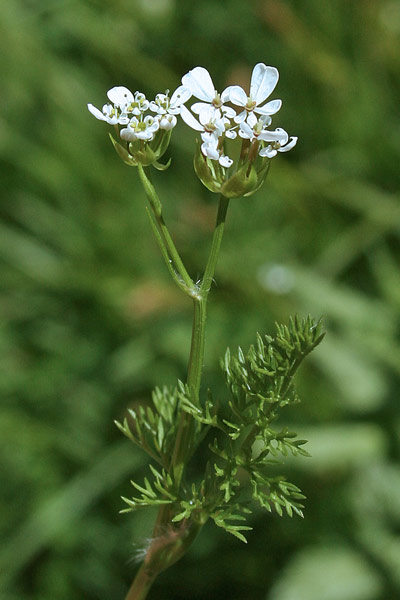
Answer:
(125, 563, 158, 600)
(201, 195, 230, 296)
(137, 165, 194, 294)
(125, 191, 230, 600)
(170, 194, 230, 484)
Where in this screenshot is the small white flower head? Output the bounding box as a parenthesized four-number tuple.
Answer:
(239, 115, 272, 141)
(149, 86, 191, 115)
(258, 128, 298, 158)
(180, 105, 228, 140)
(88, 87, 147, 125)
(226, 63, 282, 125)
(88, 103, 120, 125)
(120, 115, 160, 142)
(159, 114, 177, 130)
(181, 67, 236, 121)
(125, 91, 150, 116)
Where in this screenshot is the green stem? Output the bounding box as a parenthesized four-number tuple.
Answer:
(201, 195, 230, 295)
(125, 188, 230, 600)
(145, 206, 190, 296)
(137, 165, 194, 294)
(170, 194, 230, 484)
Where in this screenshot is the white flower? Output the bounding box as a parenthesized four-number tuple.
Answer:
(149, 86, 191, 115)
(201, 137, 233, 168)
(120, 115, 160, 142)
(125, 92, 150, 116)
(226, 63, 282, 125)
(88, 87, 148, 125)
(180, 102, 235, 167)
(239, 115, 273, 141)
(108, 88, 150, 116)
(180, 105, 228, 140)
(87, 103, 121, 125)
(159, 114, 177, 130)
(258, 128, 298, 158)
(181, 67, 236, 121)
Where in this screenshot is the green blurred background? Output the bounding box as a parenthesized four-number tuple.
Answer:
(1, 1, 400, 598)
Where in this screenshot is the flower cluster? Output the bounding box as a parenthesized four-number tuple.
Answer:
(88, 64, 297, 194)
(88, 85, 191, 137)
(88, 84, 191, 167)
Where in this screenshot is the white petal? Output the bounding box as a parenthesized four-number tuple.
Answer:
(170, 85, 192, 107)
(148, 122, 160, 134)
(179, 105, 204, 131)
(182, 67, 215, 102)
(201, 131, 215, 143)
(221, 86, 233, 103)
(118, 114, 130, 125)
(160, 115, 177, 130)
(219, 155, 233, 168)
(247, 112, 258, 128)
(259, 114, 272, 127)
(137, 130, 154, 140)
(255, 98, 282, 116)
(191, 102, 213, 116)
(258, 127, 288, 144)
(279, 136, 298, 152)
(259, 146, 277, 158)
(214, 117, 227, 135)
(144, 115, 157, 125)
(275, 127, 289, 144)
(149, 101, 160, 113)
(225, 128, 237, 139)
(250, 64, 279, 106)
(201, 141, 219, 160)
(107, 86, 134, 106)
(87, 103, 107, 121)
(120, 127, 137, 142)
(221, 105, 236, 119)
(233, 110, 247, 124)
(228, 86, 247, 107)
(239, 121, 253, 139)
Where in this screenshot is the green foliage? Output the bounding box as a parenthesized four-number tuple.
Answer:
(209, 505, 253, 544)
(115, 385, 183, 469)
(204, 317, 323, 528)
(222, 316, 324, 439)
(121, 465, 177, 511)
(251, 475, 305, 518)
(120, 317, 322, 543)
(2, 1, 399, 599)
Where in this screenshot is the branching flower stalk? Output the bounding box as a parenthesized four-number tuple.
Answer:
(88, 64, 323, 600)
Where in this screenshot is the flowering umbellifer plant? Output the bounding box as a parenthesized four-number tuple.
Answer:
(88, 63, 323, 600)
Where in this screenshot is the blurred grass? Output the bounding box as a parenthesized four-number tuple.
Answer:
(1, 1, 400, 599)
